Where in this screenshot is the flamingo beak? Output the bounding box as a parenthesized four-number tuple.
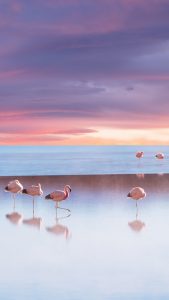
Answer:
(127, 193, 131, 197)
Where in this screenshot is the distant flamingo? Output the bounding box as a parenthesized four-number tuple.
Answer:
(136, 151, 144, 159)
(127, 186, 146, 208)
(45, 185, 71, 217)
(155, 153, 164, 159)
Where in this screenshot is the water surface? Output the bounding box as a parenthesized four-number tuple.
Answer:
(0, 174, 169, 299)
(0, 145, 169, 175)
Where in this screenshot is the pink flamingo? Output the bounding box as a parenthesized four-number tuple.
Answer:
(5, 179, 23, 212)
(5, 179, 23, 196)
(22, 183, 43, 229)
(45, 185, 71, 216)
(22, 183, 43, 215)
(127, 186, 146, 209)
(136, 151, 144, 159)
(155, 153, 164, 159)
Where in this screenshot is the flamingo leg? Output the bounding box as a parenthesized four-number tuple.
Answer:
(136, 201, 138, 219)
(58, 206, 71, 213)
(32, 196, 35, 218)
(12, 194, 16, 212)
(55, 201, 58, 220)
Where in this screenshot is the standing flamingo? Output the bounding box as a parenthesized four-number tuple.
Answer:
(127, 186, 146, 209)
(22, 183, 43, 229)
(5, 179, 23, 195)
(45, 185, 71, 217)
(5, 179, 23, 212)
(155, 153, 164, 159)
(136, 151, 144, 159)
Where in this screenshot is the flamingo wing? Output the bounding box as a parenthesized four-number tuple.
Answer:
(50, 190, 65, 201)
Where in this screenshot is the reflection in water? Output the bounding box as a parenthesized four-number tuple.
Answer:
(6, 194, 22, 225)
(128, 204, 145, 232)
(6, 212, 22, 225)
(158, 173, 164, 176)
(136, 173, 145, 179)
(46, 207, 71, 238)
(23, 217, 42, 228)
(46, 220, 70, 239)
(2, 174, 169, 300)
(23, 197, 42, 229)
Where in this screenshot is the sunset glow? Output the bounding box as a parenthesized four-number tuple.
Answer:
(1, 0, 169, 145)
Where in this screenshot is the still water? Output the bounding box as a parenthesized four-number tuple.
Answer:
(0, 145, 169, 175)
(0, 174, 169, 299)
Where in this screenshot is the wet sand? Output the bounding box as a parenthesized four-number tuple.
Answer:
(0, 174, 169, 300)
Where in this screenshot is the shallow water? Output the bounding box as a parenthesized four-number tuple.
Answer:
(1, 145, 169, 175)
(0, 174, 169, 299)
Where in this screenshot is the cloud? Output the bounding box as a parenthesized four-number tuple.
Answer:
(0, 0, 169, 144)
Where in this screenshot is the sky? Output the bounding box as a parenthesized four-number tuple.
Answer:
(1, 0, 169, 145)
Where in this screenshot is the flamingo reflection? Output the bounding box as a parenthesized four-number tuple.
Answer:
(6, 212, 22, 225)
(46, 220, 70, 239)
(128, 204, 145, 232)
(46, 209, 71, 239)
(136, 173, 145, 179)
(6, 199, 22, 226)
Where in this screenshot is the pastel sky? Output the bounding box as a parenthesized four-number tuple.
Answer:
(1, 0, 169, 145)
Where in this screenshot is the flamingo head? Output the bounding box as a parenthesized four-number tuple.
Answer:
(65, 185, 71, 193)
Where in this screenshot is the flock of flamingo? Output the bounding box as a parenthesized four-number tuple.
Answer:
(136, 151, 164, 159)
(4, 180, 72, 237)
(4, 150, 161, 234)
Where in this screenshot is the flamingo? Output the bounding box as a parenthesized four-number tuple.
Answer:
(155, 153, 164, 159)
(22, 183, 43, 197)
(5, 180, 23, 225)
(22, 183, 43, 215)
(45, 185, 71, 216)
(5, 179, 23, 211)
(136, 151, 144, 159)
(5, 179, 23, 195)
(127, 186, 146, 209)
(22, 183, 43, 229)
